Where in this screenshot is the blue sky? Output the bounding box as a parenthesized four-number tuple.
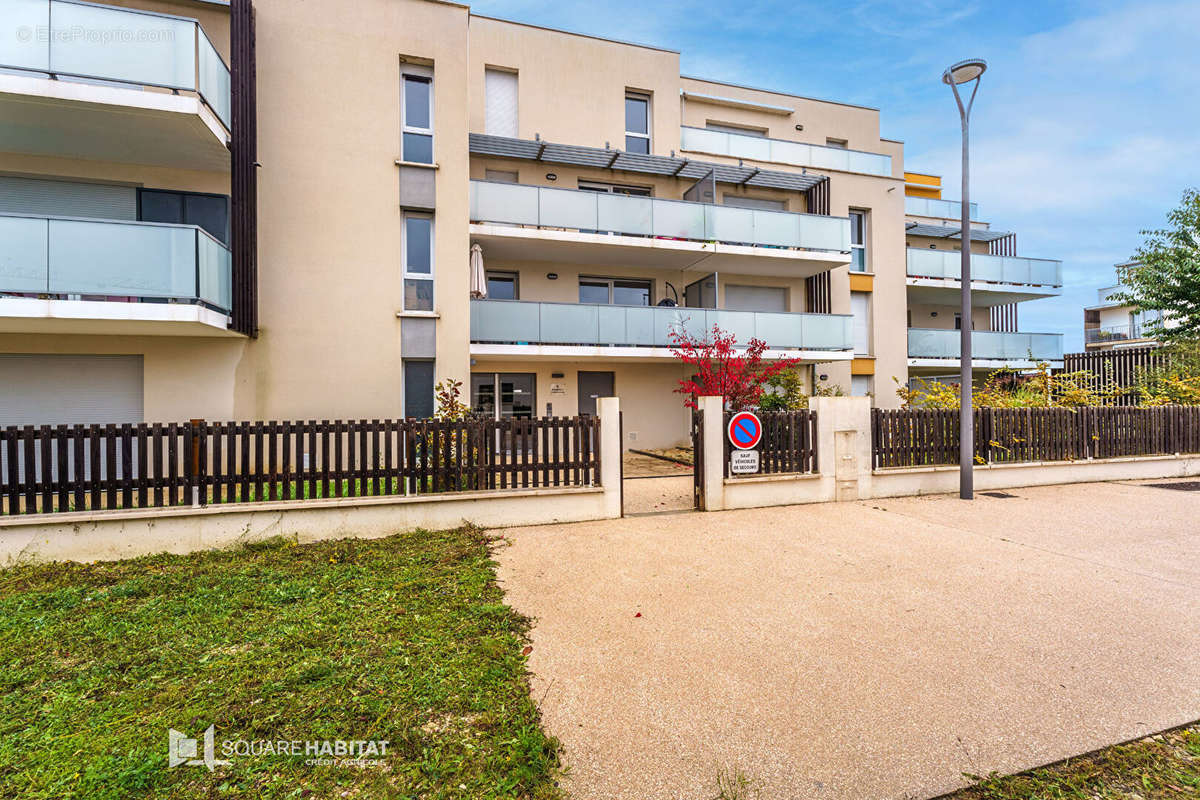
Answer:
(469, 0, 1200, 351)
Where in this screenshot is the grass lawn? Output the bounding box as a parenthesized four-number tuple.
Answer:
(950, 723, 1200, 799)
(0, 527, 562, 799)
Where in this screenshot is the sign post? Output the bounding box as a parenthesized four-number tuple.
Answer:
(727, 411, 762, 475)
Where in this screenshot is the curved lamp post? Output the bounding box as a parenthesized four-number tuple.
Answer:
(943, 58, 987, 500)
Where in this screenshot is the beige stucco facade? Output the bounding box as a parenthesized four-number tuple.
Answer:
(0, 0, 1062, 447)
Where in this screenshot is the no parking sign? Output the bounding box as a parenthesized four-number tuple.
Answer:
(727, 411, 762, 450)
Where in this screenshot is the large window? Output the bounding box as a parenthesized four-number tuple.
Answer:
(624, 92, 650, 154)
(579, 277, 651, 306)
(849, 210, 867, 272)
(403, 213, 434, 311)
(402, 73, 433, 164)
(577, 180, 651, 196)
(138, 189, 229, 244)
(403, 360, 434, 419)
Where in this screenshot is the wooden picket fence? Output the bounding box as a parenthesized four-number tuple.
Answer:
(722, 410, 819, 477)
(872, 405, 1200, 468)
(0, 416, 601, 516)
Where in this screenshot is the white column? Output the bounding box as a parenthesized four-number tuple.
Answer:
(597, 396, 623, 518)
(699, 395, 725, 511)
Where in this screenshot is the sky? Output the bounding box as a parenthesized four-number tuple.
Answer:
(468, 0, 1200, 351)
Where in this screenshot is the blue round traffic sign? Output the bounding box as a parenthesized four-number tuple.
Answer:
(727, 411, 762, 450)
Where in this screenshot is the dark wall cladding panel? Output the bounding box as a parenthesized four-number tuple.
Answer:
(230, 0, 258, 337)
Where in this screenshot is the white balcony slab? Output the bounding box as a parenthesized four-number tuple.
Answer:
(0, 297, 239, 336)
(906, 277, 1062, 307)
(471, 224, 850, 277)
(470, 343, 853, 364)
(0, 73, 229, 170)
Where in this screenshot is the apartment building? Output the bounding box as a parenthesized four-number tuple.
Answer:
(0, 0, 1065, 450)
(1084, 264, 1165, 350)
(902, 172, 1064, 385)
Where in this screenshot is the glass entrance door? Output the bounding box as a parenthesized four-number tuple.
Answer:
(471, 373, 536, 420)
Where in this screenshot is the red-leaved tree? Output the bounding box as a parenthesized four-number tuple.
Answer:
(669, 324, 798, 410)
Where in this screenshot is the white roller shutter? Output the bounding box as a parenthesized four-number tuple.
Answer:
(0, 176, 136, 219)
(0, 354, 144, 426)
(724, 284, 787, 312)
(851, 292, 871, 355)
(485, 69, 518, 138)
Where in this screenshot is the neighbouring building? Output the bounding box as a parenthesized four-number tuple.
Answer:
(0, 0, 1065, 450)
(1084, 264, 1166, 350)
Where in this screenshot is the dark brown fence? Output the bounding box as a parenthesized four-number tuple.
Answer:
(0, 416, 601, 516)
(723, 410, 819, 477)
(872, 406, 1200, 469)
(1058, 346, 1169, 406)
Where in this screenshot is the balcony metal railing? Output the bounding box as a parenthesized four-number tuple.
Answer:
(1085, 324, 1158, 344)
(0, 213, 232, 314)
(680, 126, 893, 177)
(470, 180, 851, 253)
(906, 248, 1062, 287)
(0, 0, 231, 129)
(471, 299, 853, 351)
(907, 328, 1064, 362)
(904, 196, 979, 220)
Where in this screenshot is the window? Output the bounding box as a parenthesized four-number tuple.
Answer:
(705, 121, 767, 137)
(402, 73, 433, 164)
(403, 213, 434, 311)
(485, 271, 518, 300)
(851, 375, 872, 397)
(851, 291, 871, 355)
(826, 137, 848, 149)
(725, 284, 786, 312)
(484, 169, 518, 183)
(138, 189, 229, 244)
(403, 360, 435, 419)
(849, 210, 867, 272)
(579, 277, 651, 306)
(722, 194, 786, 211)
(485, 68, 518, 138)
(624, 92, 650, 154)
(577, 180, 651, 196)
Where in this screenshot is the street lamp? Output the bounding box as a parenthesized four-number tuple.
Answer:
(943, 57, 986, 501)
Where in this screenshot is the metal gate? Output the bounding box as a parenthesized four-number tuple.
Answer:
(691, 408, 704, 510)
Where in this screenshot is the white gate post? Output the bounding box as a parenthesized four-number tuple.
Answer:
(699, 395, 725, 511)
(597, 396, 622, 518)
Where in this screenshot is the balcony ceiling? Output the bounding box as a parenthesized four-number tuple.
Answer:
(0, 74, 229, 171)
(905, 222, 1012, 242)
(469, 133, 827, 192)
(471, 224, 851, 277)
(906, 278, 1061, 307)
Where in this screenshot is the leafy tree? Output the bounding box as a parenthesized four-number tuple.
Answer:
(668, 324, 797, 410)
(1115, 188, 1200, 343)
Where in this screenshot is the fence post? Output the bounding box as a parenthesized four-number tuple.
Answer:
(596, 397, 622, 519)
(188, 419, 205, 507)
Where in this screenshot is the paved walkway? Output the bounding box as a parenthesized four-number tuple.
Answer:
(494, 479, 1200, 800)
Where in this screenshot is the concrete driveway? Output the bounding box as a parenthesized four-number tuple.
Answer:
(493, 479, 1200, 800)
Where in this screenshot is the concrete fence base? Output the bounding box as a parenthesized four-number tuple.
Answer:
(0, 398, 623, 564)
(699, 396, 1200, 511)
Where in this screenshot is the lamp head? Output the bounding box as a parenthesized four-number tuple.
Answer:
(943, 58, 987, 85)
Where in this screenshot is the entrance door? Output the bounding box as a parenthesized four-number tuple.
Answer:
(472, 373, 535, 419)
(577, 371, 614, 416)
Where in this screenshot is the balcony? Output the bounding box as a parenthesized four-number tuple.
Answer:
(905, 248, 1062, 306)
(680, 126, 893, 177)
(470, 299, 853, 362)
(0, 0, 230, 170)
(905, 196, 978, 220)
(908, 328, 1064, 369)
(0, 213, 236, 336)
(469, 181, 851, 277)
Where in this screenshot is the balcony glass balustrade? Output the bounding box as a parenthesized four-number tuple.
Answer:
(0, 0, 231, 128)
(907, 328, 1064, 362)
(470, 180, 851, 253)
(904, 196, 979, 220)
(680, 126, 892, 177)
(471, 299, 853, 352)
(906, 248, 1062, 287)
(0, 213, 232, 313)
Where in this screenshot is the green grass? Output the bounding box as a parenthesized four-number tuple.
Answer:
(0, 527, 562, 799)
(950, 722, 1200, 799)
